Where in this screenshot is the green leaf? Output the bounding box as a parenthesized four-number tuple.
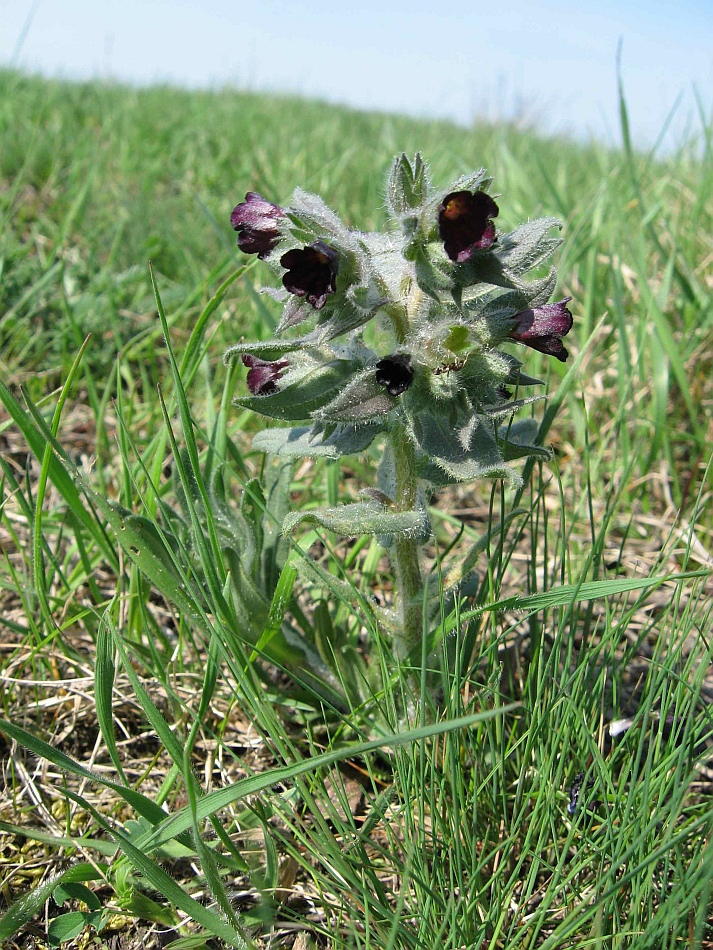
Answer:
(240, 477, 266, 566)
(310, 292, 380, 341)
(495, 217, 562, 276)
(76, 486, 209, 635)
(0, 863, 102, 942)
(482, 395, 545, 421)
(0, 378, 117, 570)
(234, 360, 361, 421)
(247, 562, 297, 663)
(253, 422, 382, 459)
(136, 705, 520, 853)
(223, 336, 318, 366)
(446, 167, 491, 196)
(48, 911, 95, 946)
(181, 265, 250, 380)
(314, 368, 396, 422)
(0, 719, 172, 828)
(459, 228, 560, 294)
(94, 614, 128, 784)
(221, 545, 271, 634)
(444, 569, 711, 637)
(499, 418, 553, 461)
(104, 613, 192, 769)
(259, 458, 294, 591)
(163, 937, 218, 950)
(0, 821, 116, 857)
(289, 542, 365, 606)
(503, 354, 545, 388)
(283, 501, 428, 540)
(151, 269, 238, 635)
(412, 411, 519, 486)
(62, 790, 249, 946)
(471, 270, 558, 319)
(386, 152, 430, 216)
(444, 324, 470, 353)
(117, 887, 179, 927)
(287, 187, 353, 247)
(53, 882, 101, 910)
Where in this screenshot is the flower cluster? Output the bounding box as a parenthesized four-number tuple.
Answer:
(225, 154, 572, 531)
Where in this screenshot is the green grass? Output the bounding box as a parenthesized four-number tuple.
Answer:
(0, 68, 712, 949)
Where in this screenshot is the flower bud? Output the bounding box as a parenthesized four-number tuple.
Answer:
(509, 298, 573, 362)
(230, 192, 285, 259)
(242, 354, 289, 395)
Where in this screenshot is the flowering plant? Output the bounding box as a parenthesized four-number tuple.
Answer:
(225, 154, 572, 654)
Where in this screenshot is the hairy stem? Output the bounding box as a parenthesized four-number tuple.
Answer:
(391, 422, 424, 654)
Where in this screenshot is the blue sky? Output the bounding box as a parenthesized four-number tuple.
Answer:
(2, 0, 711, 149)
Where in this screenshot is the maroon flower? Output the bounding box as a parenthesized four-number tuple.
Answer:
(375, 355, 414, 396)
(280, 240, 339, 310)
(509, 298, 573, 362)
(230, 192, 285, 259)
(242, 354, 289, 395)
(438, 190, 499, 262)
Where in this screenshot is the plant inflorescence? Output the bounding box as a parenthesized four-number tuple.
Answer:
(225, 153, 573, 652)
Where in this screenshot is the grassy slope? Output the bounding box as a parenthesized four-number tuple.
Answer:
(0, 69, 712, 949)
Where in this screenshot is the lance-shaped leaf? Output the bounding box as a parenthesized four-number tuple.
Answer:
(308, 286, 384, 342)
(208, 480, 260, 577)
(386, 152, 430, 218)
(277, 295, 318, 331)
(258, 458, 293, 591)
(499, 417, 552, 461)
(481, 394, 546, 421)
(441, 168, 491, 201)
(252, 422, 383, 459)
(411, 243, 454, 298)
(519, 267, 558, 308)
(314, 368, 397, 423)
(470, 268, 558, 321)
(453, 253, 522, 293)
(456, 223, 560, 294)
(223, 336, 318, 365)
(502, 354, 545, 387)
(220, 545, 272, 633)
(283, 500, 428, 540)
(233, 360, 360, 421)
(287, 187, 356, 247)
(411, 410, 520, 486)
(493, 217, 562, 276)
(0, 863, 105, 944)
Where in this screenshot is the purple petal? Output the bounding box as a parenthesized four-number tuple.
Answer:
(509, 298, 573, 362)
(280, 240, 339, 310)
(375, 354, 414, 396)
(242, 354, 289, 395)
(438, 190, 499, 263)
(230, 192, 285, 259)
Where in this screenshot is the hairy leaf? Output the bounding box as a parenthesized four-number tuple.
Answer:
(283, 501, 428, 540)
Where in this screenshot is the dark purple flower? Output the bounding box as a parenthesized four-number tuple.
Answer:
(230, 192, 285, 259)
(509, 298, 573, 362)
(242, 354, 289, 395)
(375, 355, 414, 396)
(280, 241, 339, 310)
(438, 190, 499, 263)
